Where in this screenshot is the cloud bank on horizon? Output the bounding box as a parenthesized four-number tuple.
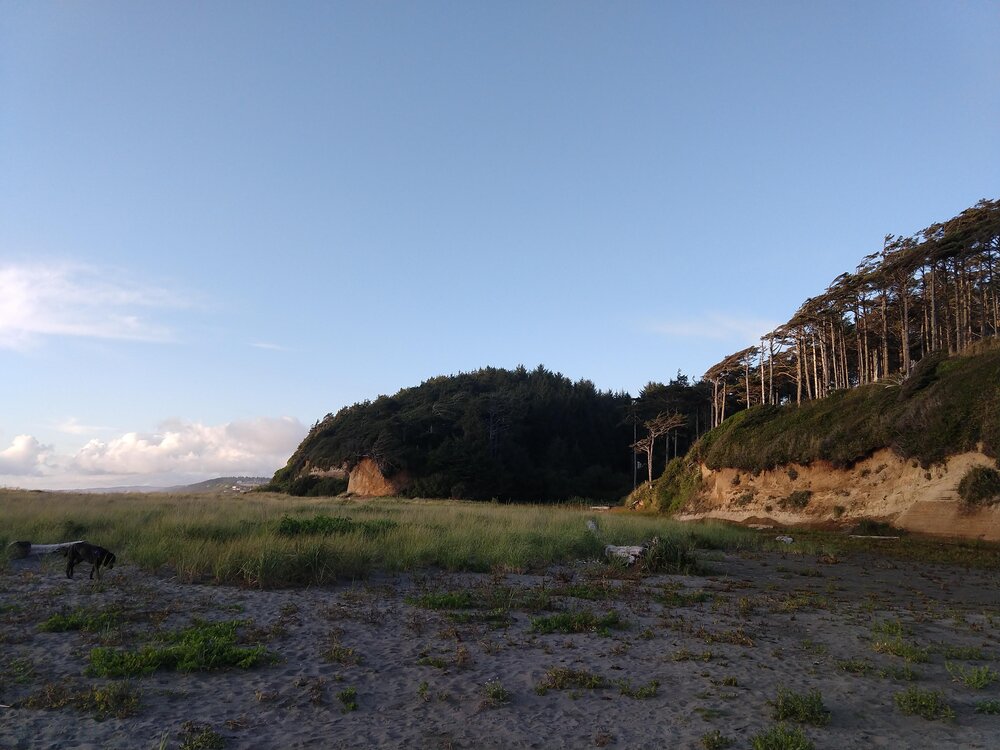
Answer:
(0, 417, 307, 490)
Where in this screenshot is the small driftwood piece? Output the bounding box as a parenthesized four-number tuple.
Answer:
(604, 544, 647, 566)
(6, 540, 85, 559)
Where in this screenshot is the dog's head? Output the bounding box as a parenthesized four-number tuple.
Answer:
(103, 551, 116, 569)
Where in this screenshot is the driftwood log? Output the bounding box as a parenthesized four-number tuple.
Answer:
(6, 540, 85, 559)
(587, 519, 658, 566)
(604, 544, 647, 565)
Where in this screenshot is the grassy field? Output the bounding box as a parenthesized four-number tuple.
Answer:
(0, 490, 760, 587)
(5, 490, 999, 588)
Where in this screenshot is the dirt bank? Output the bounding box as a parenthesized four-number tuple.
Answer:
(678, 449, 1000, 541)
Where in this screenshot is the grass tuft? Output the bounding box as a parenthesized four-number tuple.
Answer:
(337, 686, 358, 712)
(535, 667, 607, 695)
(894, 687, 955, 720)
(480, 678, 511, 708)
(529, 610, 625, 636)
(750, 724, 814, 750)
(771, 687, 831, 726)
(700, 729, 734, 750)
(179, 721, 225, 750)
(945, 661, 998, 689)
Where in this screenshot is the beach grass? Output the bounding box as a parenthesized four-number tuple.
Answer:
(0, 490, 756, 586)
(6, 488, 999, 586)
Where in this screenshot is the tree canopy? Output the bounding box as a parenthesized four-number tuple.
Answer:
(270, 366, 636, 502)
(703, 199, 1000, 423)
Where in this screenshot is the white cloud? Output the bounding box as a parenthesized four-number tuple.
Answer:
(0, 435, 54, 475)
(0, 262, 185, 350)
(0, 417, 307, 489)
(54, 417, 112, 435)
(651, 313, 780, 344)
(72, 417, 307, 477)
(251, 342, 289, 351)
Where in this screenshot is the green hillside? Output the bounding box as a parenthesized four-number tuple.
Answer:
(654, 341, 1000, 512)
(269, 366, 635, 502)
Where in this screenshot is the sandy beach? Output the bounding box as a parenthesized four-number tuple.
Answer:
(2, 547, 999, 749)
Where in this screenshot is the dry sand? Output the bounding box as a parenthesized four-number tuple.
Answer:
(2, 548, 999, 749)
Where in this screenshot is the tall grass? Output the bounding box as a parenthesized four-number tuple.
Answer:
(0, 490, 757, 587)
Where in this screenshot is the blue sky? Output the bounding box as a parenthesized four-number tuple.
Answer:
(2, 1, 998, 488)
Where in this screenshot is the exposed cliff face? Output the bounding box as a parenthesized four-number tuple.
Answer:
(346, 458, 410, 497)
(678, 449, 1000, 541)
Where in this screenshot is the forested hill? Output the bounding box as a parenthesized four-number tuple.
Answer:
(269, 366, 635, 502)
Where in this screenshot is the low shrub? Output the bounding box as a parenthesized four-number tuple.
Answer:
(781, 491, 812, 511)
(957, 467, 1000, 506)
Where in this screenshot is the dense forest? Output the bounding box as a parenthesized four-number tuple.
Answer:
(269, 366, 685, 502)
(703, 199, 1000, 426)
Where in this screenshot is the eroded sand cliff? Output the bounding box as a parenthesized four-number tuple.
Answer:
(677, 448, 1000, 541)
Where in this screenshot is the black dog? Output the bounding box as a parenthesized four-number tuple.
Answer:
(64, 542, 116, 580)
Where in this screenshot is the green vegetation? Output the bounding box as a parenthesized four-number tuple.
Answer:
(2, 490, 761, 586)
(276, 514, 396, 537)
(958, 466, 1000, 506)
(687, 343, 1000, 475)
(285, 474, 348, 497)
(481, 678, 511, 707)
(872, 636, 931, 663)
(975, 699, 1000, 714)
(659, 585, 712, 607)
(22, 681, 141, 720)
(39, 607, 125, 633)
(268, 366, 638, 502)
(178, 722, 225, 750)
(529, 610, 625, 636)
(617, 679, 659, 698)
(654, 457, 703, 513)
(534, 666, 607, 695)
(781, 491, 812, 510)
(413, 585, 552, 613)
(750, 724, 814, 750)
(323, 637, 361, 666)
(337, 686, 358, 712)
(771, 688, 831, 726)
(700, 730, 734, 750)
(88, 620, 272, 677)
(946, 662, 998, 689)
(894, 687, 955, 720)
(939, 645, 988, 660)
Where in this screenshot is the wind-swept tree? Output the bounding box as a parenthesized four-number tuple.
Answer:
(632, 411, 687, 486)
(701, 199, 1000, 418)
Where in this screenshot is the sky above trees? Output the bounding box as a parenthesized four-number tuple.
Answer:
(2, 2, 998, 488)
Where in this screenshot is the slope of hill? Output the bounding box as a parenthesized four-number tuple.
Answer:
(269, 366, 633, 502)
(648, 342, 1000, 539)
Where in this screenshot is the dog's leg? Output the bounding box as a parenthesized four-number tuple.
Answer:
(66, 558, 75, 579)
